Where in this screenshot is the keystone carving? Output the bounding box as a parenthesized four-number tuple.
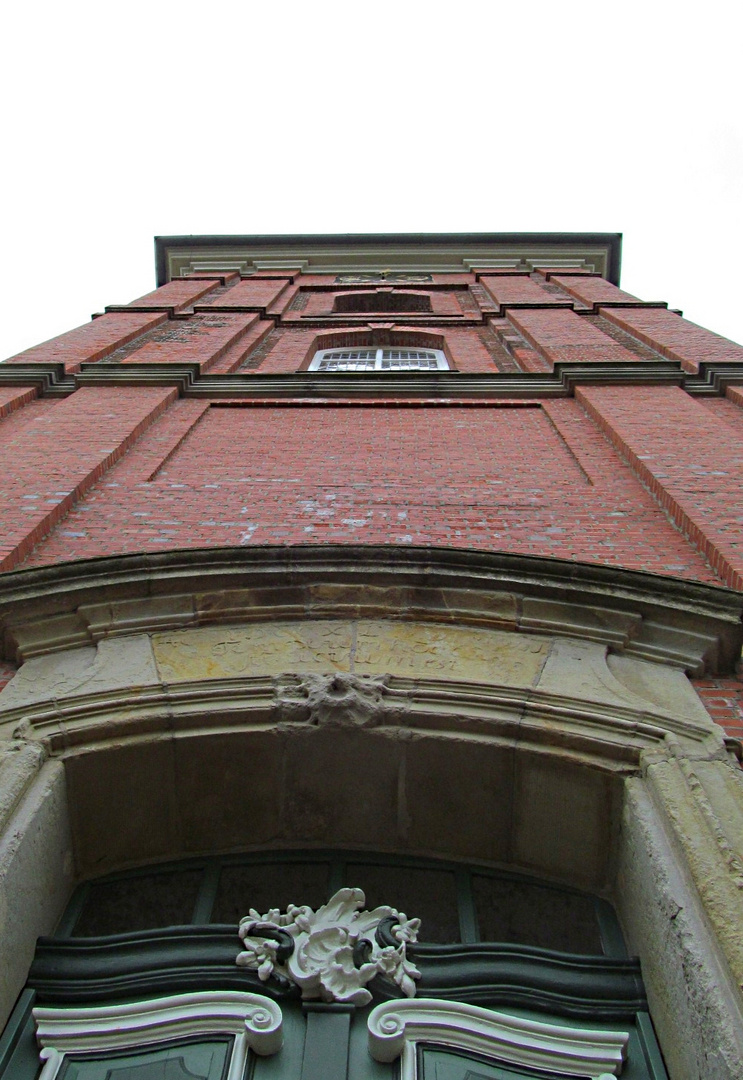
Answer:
(236, 887, 420, 1006)
(272, 672, 407, 728)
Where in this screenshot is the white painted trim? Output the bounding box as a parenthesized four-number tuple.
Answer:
(34, 990, 283, 1080)
(237, 886, 420, 1006)
(368, 999, 628, 1079)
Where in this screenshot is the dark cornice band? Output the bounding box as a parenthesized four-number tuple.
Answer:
(2, 361, 742, 400)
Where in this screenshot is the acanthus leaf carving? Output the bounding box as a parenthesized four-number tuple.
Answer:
(236, 887, 420, 1006)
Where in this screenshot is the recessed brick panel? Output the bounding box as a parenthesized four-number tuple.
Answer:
(21, 401, 716, 583)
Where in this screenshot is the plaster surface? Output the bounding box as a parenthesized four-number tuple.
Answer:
(151, 620, 552, 688)
(0, 761, 74, 1027)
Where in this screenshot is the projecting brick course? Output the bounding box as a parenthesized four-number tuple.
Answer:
(506, 309, 641, 367)
(0, 386, 37, 419)
(0, 386, 177, 570)
(3, 311, 167, 371)
(120, 312, 261, 372)
(126, 279, 222, 311)
(479, 275, 572, 311)
(198, 277, 293, 311)
(549, 275, 641, 309)
(576, 385, 743, 589)
(599, 307, 743, 372)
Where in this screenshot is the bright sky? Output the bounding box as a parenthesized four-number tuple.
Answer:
(2, 1, 741, 360)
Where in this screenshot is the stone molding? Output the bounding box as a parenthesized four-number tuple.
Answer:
(154, 233, 621, 286)
(0, 545, 739, 673)
(0, 669, 721, 766)
(367, 998, 627, 1077)
(3, 359, 742, 400)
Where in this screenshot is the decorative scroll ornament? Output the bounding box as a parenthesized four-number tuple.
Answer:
(236, 887, 420, 1006)
(367, 999, 628, 1078)
(34, 991, 283, 1080)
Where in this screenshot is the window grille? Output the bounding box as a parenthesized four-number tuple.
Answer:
(309, 347, 448, 372)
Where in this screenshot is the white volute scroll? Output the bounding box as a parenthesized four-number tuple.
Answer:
(33, 991, 283, 1080)
(236, 887, 420, 1006)
(368, 999, 628, 1079)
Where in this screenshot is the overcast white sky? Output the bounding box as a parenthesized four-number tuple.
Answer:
(1, 1, 741, 360)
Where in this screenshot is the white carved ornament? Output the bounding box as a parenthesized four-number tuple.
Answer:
(368, 999, 628, 1079)
(33, 991, 283, 1080)
(236, 886, 420, 1006)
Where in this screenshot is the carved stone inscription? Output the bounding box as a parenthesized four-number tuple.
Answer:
(152, 620, 550, 687)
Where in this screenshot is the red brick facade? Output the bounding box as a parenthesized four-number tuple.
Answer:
(2, 247, 742, 732)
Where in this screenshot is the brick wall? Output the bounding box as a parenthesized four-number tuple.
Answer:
(576, 385, 743, 589)
(2, 266, 743, 741)
(12, 398, 715, 584)
(4, 312, 167, 372)
(0, 386, 177, 570)
(599, 307, 743, 372)
(692, 678, 743, 742)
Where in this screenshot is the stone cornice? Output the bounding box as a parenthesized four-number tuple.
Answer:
(0, 545, 740, 674)
(2, 361, 742, 399)
(154, 233, 623, 287)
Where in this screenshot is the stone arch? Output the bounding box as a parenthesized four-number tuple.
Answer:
(1, 546, 743, 1076)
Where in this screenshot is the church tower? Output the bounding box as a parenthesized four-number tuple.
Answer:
(1, 234, 742, 1080)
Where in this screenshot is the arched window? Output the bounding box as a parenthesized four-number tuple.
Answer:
(309, 347, 449, 372)
(332, 291, 432, 313)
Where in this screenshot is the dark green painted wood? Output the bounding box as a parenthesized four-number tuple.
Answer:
(28, 926, 299, 1004)
(408, 942, 646, 1019)
(455, 870, 478, 945)
(56, 883, 90, 939)
(28, 928, 645, 1020)
(636, 1013, 669, 1080)
(61, 849, 623, 961)
(56, 1037, 233, 1080)
(300, 1006, 353, 1080)
(419, 1045, 565, 1080)
(191, 861, 221, 925)
(0, 990, 37, 1076)
(594, 897, 628, 959)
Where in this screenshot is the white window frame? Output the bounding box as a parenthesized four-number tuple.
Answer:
(368, 999, 628, 1080)
(309, 347, 449, 372)
(33, 991, 283, 1080)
